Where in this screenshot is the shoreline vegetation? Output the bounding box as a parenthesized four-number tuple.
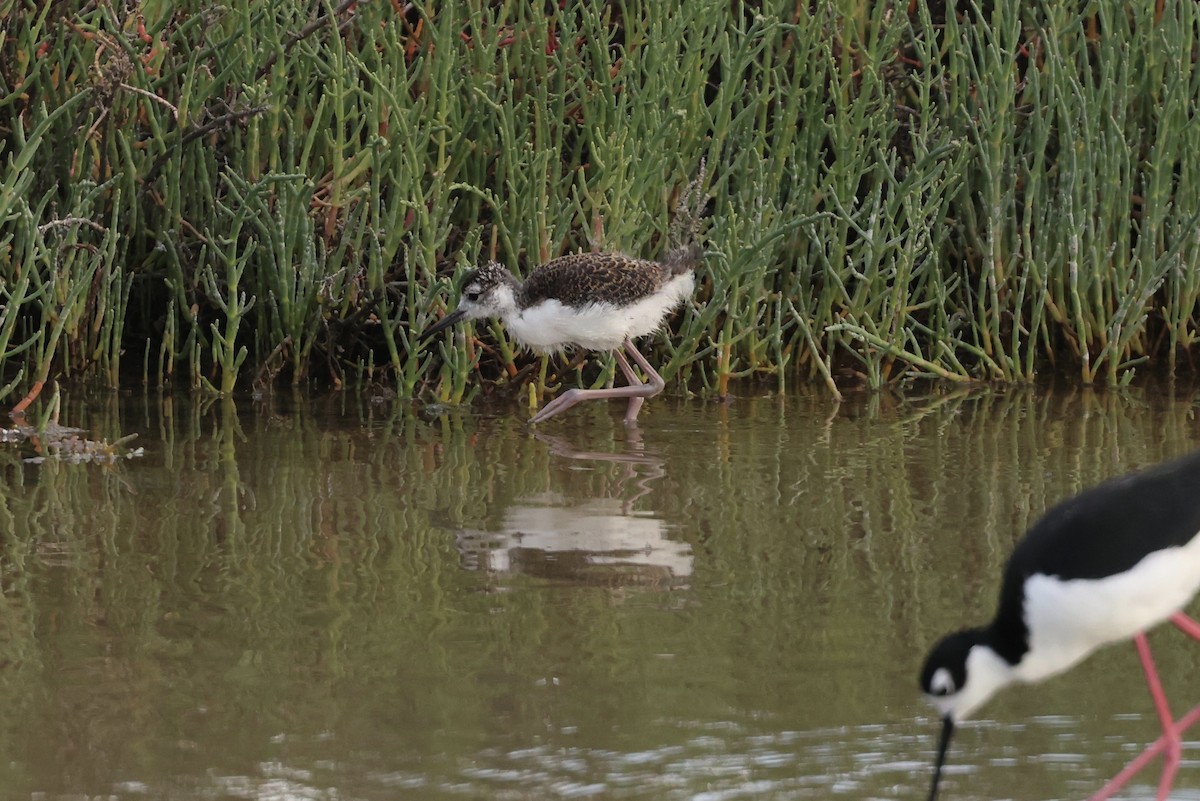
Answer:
(1, 1, 1198, 413)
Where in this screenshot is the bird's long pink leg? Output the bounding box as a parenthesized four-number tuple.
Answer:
(1087, 702, 1200, 801)
(613, 350, 645, 425)
(1088, 626, 1200, 801)
(621, 339, 666, 385)
(1170, 611, 1200, 640)
(1136, 635, 1181, 801)
(528, 339, 665, 425)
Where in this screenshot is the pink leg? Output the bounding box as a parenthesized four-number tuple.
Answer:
(613, 350, 645, 425)
(528, 339, 665, 425)
(618, 338, 667, 425)
(1171, 612, 1200, 640)
(1088, 702, 1200, 801)
(1136, 635, 1181, 801)
(1088, 632, 1194, 801)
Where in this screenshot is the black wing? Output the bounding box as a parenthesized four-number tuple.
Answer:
(1010, 448, 1200, 582)
(988, 448, 1200, 661)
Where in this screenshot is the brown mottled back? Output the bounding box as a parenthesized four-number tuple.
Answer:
(519, 249, 699, 309)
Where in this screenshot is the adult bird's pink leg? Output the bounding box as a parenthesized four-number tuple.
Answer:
(527, 339, 665, 425)
(1088, 702, 1200, 801)
(1087, 633, 1190, 801)
(1136, 635, 1182, 801)
(1170, 611, 1200, 640)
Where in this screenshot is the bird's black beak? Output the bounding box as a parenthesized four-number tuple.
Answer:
(419, 307, 468, 344)
(927, 715, 955, 801)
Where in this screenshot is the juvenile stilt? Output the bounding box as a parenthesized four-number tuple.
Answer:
(421, 247, 700, 425)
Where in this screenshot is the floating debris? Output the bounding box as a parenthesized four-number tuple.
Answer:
(1, 420, 145, 464)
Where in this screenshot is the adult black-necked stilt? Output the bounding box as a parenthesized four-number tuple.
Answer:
(919, 448, 1200, 801)
(420, 246, 701, 425)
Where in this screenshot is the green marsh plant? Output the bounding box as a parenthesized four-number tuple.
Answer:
(0, 0, 1198, 411)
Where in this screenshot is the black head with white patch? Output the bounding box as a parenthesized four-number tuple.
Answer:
(920, 629, 976, 707)
(919, 627, 1018, 801)
(421, 262, 521, 342)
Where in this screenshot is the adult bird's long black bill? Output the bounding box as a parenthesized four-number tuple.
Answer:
(419, 307, 468, 343)
(928, 715, 955, 801)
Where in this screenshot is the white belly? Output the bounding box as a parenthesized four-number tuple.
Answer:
(505, 273, 694, 353)
(1017, 530, 1200, 683)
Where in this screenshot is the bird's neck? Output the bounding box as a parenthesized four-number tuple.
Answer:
(491, 280, 521, 318)
(952, 641, 1019, 722)
(983, 615, 1029, 668)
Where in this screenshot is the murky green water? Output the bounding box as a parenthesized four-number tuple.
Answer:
(2, 387, 1199, 800)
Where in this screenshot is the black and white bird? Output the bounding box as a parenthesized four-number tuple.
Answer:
(421, 246, 700, 425)
(919, 448, 1200, 801)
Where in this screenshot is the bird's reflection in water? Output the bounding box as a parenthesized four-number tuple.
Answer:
(533, 429, 666, 510)
(455, 430, 689, 588)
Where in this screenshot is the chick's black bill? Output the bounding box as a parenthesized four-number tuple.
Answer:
(420, 307, 468, 343)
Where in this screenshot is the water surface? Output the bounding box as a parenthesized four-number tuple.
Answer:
(2, 386, 1199, 800)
